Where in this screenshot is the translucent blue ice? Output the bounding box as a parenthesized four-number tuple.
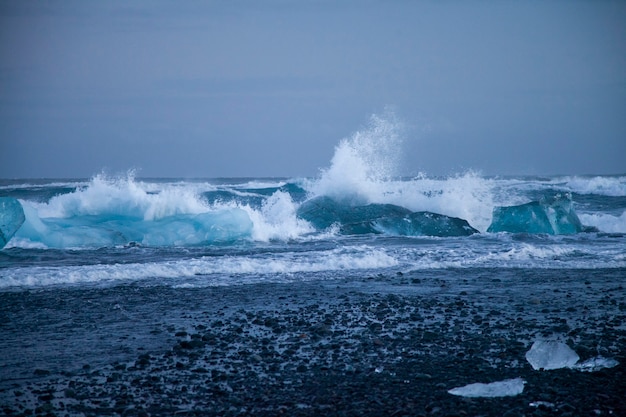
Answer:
(296, 196, 478, 237)
(487, 194, 585, 234)
(0, 197, 25, 249)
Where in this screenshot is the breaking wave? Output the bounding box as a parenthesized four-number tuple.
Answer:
(1, 112, 625, 251)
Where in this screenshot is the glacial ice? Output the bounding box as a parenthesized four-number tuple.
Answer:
(487, 195, 584, 234)
(529, 401, 556, 409)
(571, 356, 620, 372)
(13, 206, 253, 248)
(448, 378, 525, 398)
(0, 197, 25, 249)
(296, 196, 479, 237)
(525, 340, 580, 370)
(525, 341, 619, 372)
(375, 211, 479, 237)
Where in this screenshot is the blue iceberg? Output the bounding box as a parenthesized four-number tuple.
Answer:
(13, 205, 253, 249)
(375, 211, 479, 237)
(487, 195, 586, 235)
(296, 196, 478, 237)
(0, 197, 25, 249)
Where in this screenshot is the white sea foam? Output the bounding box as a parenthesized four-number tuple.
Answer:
(36, 173, 211, 220)
(305, 112, 496, 232)
(493, 175, 626, 198)
(579, 211, 626, 233)
(561, 176, 626, 197)
(3, 233, 624, 289)
(241, 191, 314, 241)
(0, 246, 398, 289)
(0, 180, 88, 190)
(233, 179, 289, 189)
(397, 237, 626, 270)
(308, 112, 405, 203)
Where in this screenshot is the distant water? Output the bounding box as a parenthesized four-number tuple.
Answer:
(1, 114, 625, 289)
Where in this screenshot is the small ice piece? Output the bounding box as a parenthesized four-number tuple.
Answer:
(529, 401, 553, 408)
(525, 340, 579, 370)
(448, 378, 525, 398)
(572, 356, 619, 372)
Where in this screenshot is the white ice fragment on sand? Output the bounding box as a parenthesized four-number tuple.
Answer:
(525, 341, 619, 372)
(529, 401, 555, 409)
(447, 378, 525, 398)
(525, 340, 579, 370)
(571, 356, 619, 372)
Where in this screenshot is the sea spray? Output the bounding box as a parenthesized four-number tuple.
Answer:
(562, 175, 626, 197)
(308, 112, 405, 203)
(381, 172, 495, 233)
(37, 173, 210, 220)
(242, 191, 313, 241)
(304, 112, 495, 232)
(579, 211, 626, 234)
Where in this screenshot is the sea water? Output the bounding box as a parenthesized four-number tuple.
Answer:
(1, 114, 625, 289)
(1, 172, 625, 289)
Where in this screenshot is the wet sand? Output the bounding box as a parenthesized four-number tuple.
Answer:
(1, 268, 625, 416)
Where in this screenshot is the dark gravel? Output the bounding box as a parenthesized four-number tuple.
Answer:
(1, 268, 625, 416)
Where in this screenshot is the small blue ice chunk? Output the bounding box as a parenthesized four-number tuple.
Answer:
(0, 197, 25, 249)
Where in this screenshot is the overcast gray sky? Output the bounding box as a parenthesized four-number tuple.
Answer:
(1, 1, 624, 178)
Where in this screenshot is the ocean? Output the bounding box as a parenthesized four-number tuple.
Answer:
(1, 173, 625, 288)
(1, 126, 625, 415)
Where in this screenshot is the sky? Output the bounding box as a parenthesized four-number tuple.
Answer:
(0, 0, 625, 178)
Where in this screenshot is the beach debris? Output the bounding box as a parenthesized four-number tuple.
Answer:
(448, 377, 525, 398)
(525, 340, 619, 371)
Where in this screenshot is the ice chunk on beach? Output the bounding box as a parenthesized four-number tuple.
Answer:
(525, 341, 580, 370)
(526, 341, 620, 372)
(448, 378, 525, 398)
(571, 356, 619, 372)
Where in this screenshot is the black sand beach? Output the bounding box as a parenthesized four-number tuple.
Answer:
(1, 268, 625, 416)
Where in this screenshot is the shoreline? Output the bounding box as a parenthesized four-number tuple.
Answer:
(1, 268, 625, 416)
